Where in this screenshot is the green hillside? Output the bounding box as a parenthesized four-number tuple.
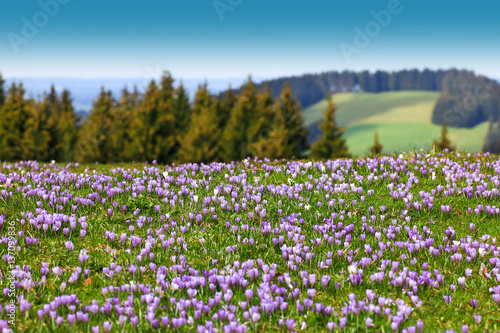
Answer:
(303, 91, 489, 156)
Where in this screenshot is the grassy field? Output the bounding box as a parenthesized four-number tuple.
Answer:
(303, 91, 490, 156)
(1, 153, 500, 332)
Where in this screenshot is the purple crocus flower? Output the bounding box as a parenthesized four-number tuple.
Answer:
(103, 321, 112, 332)
(417, 320, 424, 333)
(493, 294, 500, 307)
(79, 249, 89, 265)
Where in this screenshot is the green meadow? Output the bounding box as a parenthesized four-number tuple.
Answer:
(303, 91, 490, 156)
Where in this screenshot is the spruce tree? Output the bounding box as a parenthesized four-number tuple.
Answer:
(76, 88, 115, 163)
(45, 86, 60, 159)
(171, 82, 191, 162)
(370, 133, 383, 155)
(57, 89, 79, 162)
(483, 118, 500, 154)
(38, 87, 78, 162)
(39, 86, 61, 160)
(129, 73, 176, 163)
(109, 87, 139, 162)
(247, 84, 276, 158)
(221, 77, 257, 161)
(264, 83, 308, 160)
(178, 84, 221, 163)
(0, 74, 5, 108)
(0, 83, 45, 161)
(156, 73, 176, 163)
(433, 121, 455, 151)
(22, 99, 50, 161)
(216, 86, 237, 131)
(311, 93, 349, 159)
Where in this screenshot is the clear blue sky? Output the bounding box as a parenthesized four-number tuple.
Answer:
(1, 0, 499, 80)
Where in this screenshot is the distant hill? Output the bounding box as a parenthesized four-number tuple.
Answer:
(431, 70, 500, 128)
(303, 91, 489, 156)
(241, 68, 456, 109)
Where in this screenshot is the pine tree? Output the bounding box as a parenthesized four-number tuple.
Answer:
(433, 121, 455, 151)
(264, 83, 308, 160)
(221, 77, 257, 161)
(76, 88, 115, 163)
(178, 84, 221, 163)
(370, 133, 383, 155)
(311, 93, 349, 159)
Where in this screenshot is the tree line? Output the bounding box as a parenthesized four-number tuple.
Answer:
(249, 68, 458, 108)
(429, 69, 500, 153)
(0, 73, 350, 164)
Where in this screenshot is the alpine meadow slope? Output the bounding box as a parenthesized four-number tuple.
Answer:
(304, 91, 490, 156)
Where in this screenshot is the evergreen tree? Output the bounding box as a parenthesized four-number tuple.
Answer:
(41, 86, 60, 159)
(221, 77, 257, 161)
(247, 85, 276, 157)
(110, 87, 139, 162)
(264, 83, 308, 159)
(37, 87, 78, 162)
(76, 88, 115, 163)
(22, 98, 50, 161)
(0, 83, 46, 161)
(311, 93, 349, 159)
(129, 73, 176, 163)
(57, 89, 79, 162)
(171, 82, 191, 161)
(156, 73, 177, 163)
(178, 84, 221, 163)
(433, 121, 455, 151)
(483, 118, 500, 154)
(370, 133, 383, 155)
(0, 74, 5, 108)
(215, 86, 237, 130)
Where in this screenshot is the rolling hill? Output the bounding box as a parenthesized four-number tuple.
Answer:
(303, 91, 489, 157)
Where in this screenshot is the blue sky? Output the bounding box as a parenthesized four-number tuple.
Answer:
(1, 0, 499, 81)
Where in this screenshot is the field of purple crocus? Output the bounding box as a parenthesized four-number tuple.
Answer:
(1, 151, 500, 332)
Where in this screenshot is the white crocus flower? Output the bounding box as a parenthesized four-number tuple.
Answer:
(348, 265, 358, 274)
